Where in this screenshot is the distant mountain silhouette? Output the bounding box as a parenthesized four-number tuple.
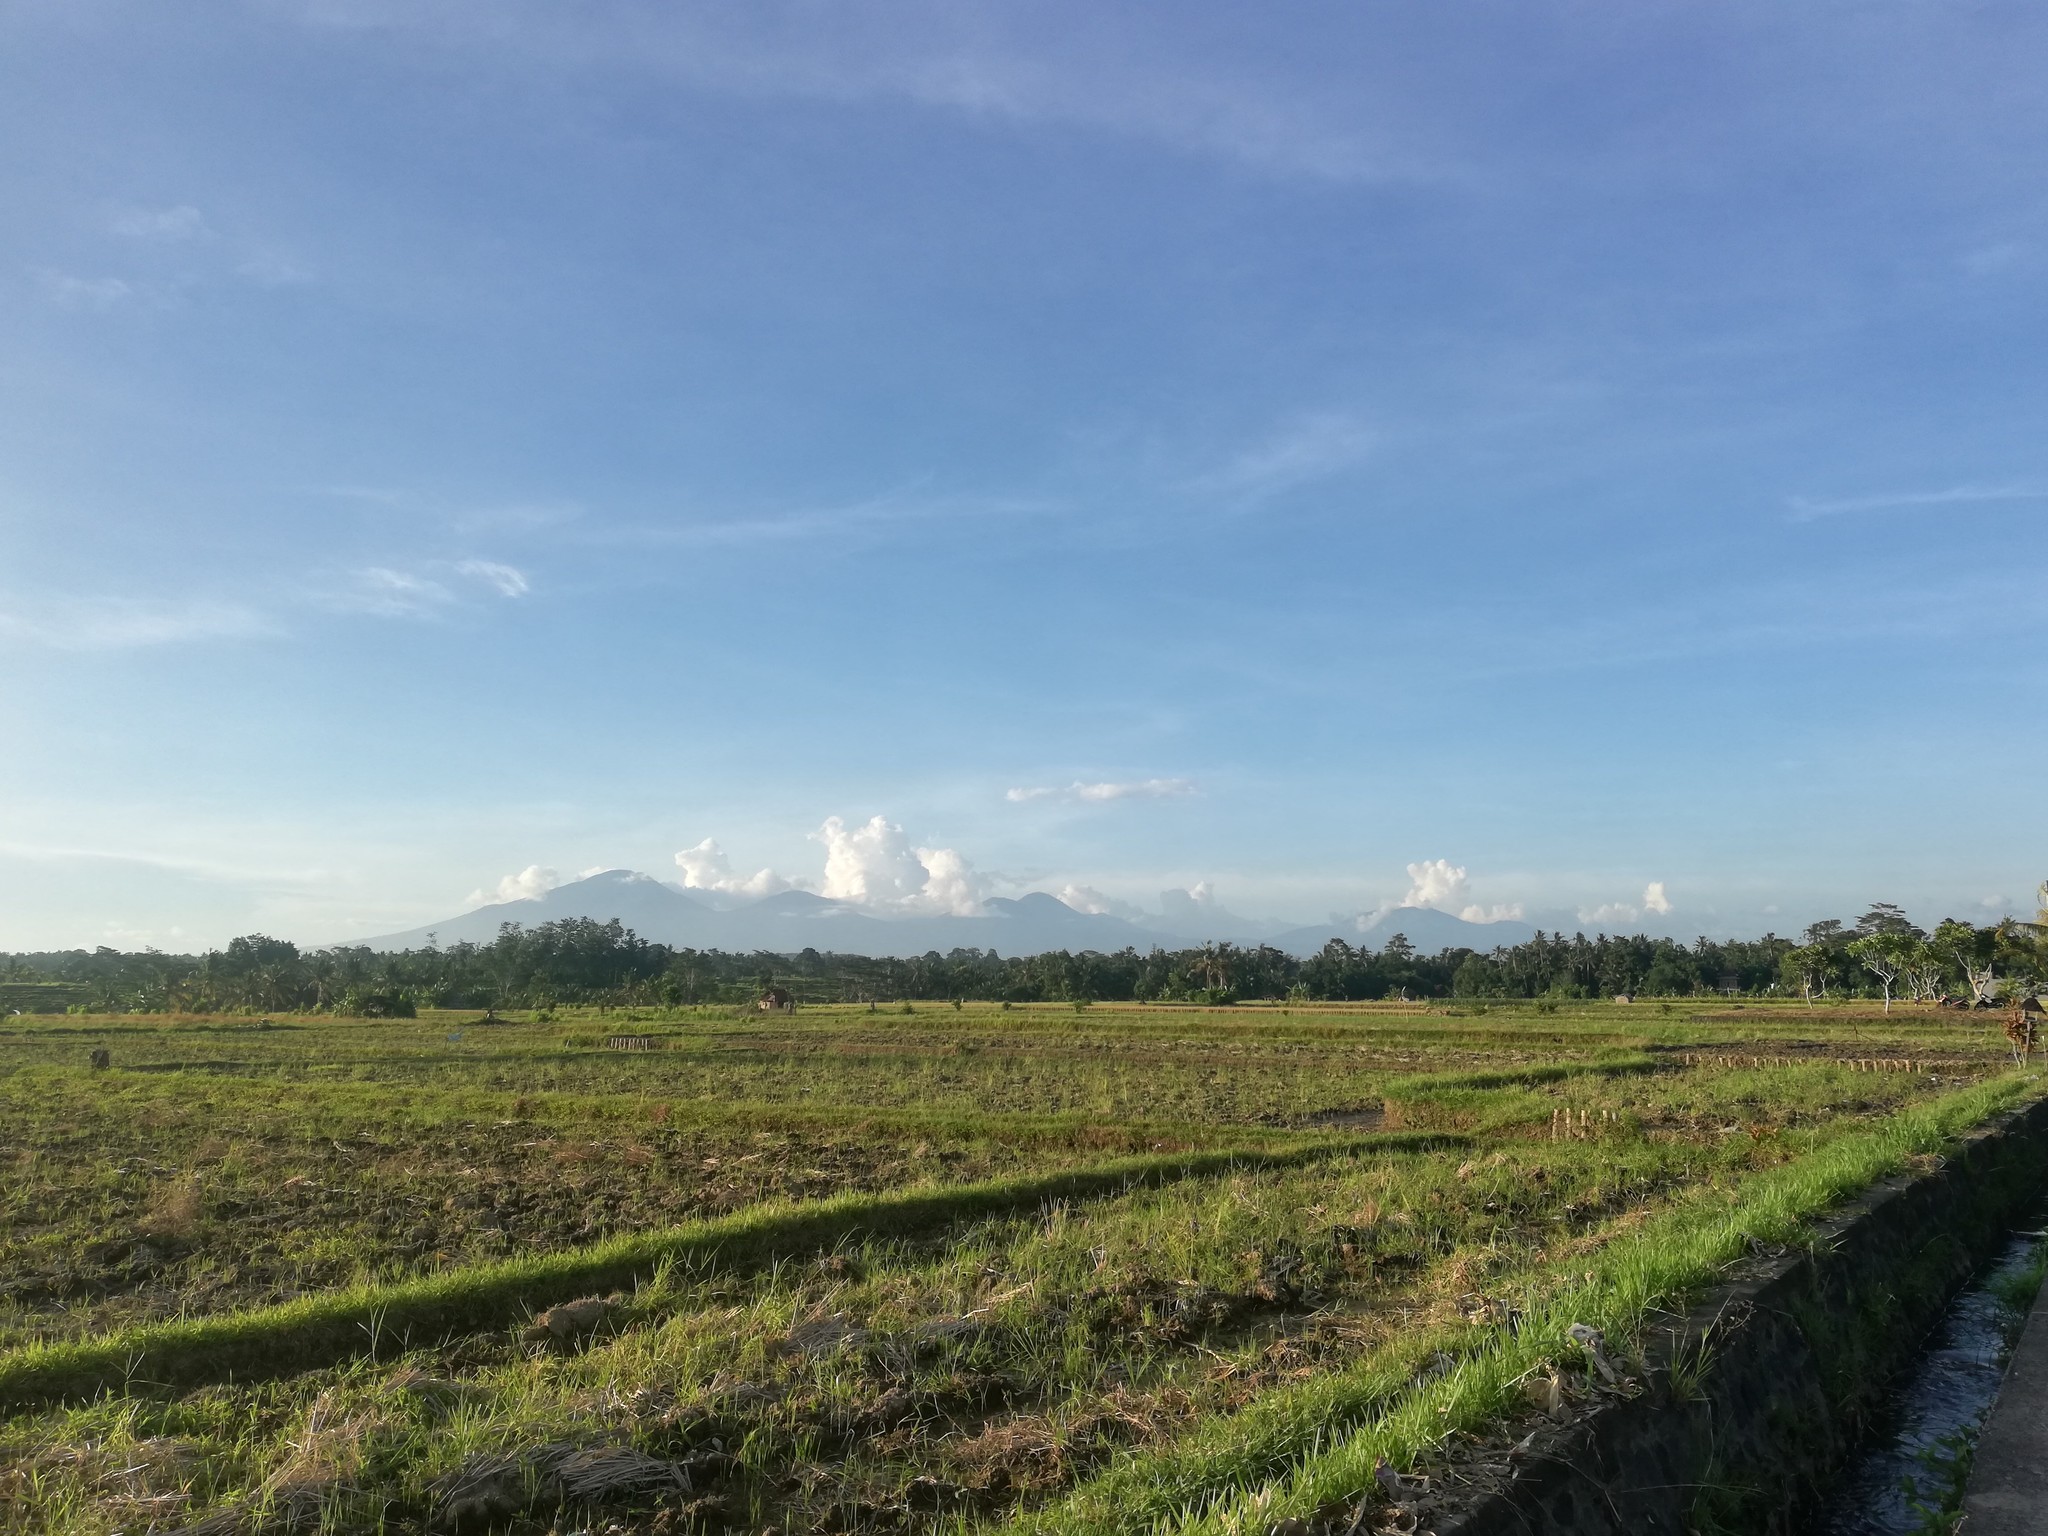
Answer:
(355, 871, 1533, 958)
(358, 871, 712, 950)
(1264, 906, 1537, 956)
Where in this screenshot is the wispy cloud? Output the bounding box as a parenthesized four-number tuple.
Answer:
(332, 559, 531, 615)
(277, 3, 1438, 184)
(1007, 778, 1197, 804)
(36, 198, 307, 311)
(828, 41, 1416, 183)
(1960, 241, 2028, 277)
(1414, 562, 2048, 691)
(99, 202, 311, 289)
(604, 488, 1060, 551)
(1787, 484, 2048, 520)
(109, 204, 213, 242)
(32, 269, 137, 310)
(309, 485, 577, 534)
(338, 566, 455, 616)
(1193, 411, 1378, 501)
(235, 251, 315, 286)
(0, 598, 275, 651)
(456, 559, 530, 596)
(0, 838, 322, 887)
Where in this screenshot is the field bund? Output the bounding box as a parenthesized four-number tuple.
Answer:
(1433, 1092, 2048, 1535)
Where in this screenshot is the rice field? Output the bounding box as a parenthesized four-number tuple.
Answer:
(0, 998, 2032, 1536)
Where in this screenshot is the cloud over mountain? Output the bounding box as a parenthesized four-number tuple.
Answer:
(814, 815, 987, 915)
(1401, 859, 1469, 909)
(1396, 859, 1523, 924)
(673, 839, 795, 897)
(1055, 883, 1150, 920)
(466, 864, 561, 905)
(1578, 883, 1674, 927)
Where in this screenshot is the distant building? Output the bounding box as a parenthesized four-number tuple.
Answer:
(757, 986, 795, 1013)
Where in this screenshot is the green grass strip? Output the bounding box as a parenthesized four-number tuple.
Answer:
(0, 1132, 1455, 1413)
(1004, 1072, 2044, 1536)
(1378, 1052, 1661, 1098)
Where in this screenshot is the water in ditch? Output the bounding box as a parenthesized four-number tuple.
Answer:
(1813, 1227, 2047, 1535)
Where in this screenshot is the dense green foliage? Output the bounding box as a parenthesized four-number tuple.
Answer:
(5, 903, 2043, 1013)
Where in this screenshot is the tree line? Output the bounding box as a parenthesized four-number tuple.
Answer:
(4, 895, 2044, 1013)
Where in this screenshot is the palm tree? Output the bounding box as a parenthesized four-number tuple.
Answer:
(1193, 942, 1234, 995)
(1989, 884, 2048, 1004)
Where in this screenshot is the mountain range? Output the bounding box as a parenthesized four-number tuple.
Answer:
(356, 870, 1538, 959)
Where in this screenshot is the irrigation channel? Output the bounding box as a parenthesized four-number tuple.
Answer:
(1811, 1221, 2048, 1536)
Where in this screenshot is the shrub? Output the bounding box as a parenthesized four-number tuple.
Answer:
(337, 989, 416, 1019)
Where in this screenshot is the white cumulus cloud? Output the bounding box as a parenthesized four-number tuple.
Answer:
(1006, 778, 1195, 804)
(1579, 901, 1640, 926)
(1159, 881, 1240, 928)
(468, 864, 560, 905)
(1056, 884, 1149, 920)
(1401, 861, 1521, 923)
(673, 838, 793, 897)
(816, 815, 929, 905)
(813, 815, 988, 915)
(1401, 859, 1471, 910)
(1576, 883, 1670, 928)
(917, 846, 985, 916)
(1460, 903, 1525, 923)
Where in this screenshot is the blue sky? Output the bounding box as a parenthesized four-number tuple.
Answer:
(3, 0, 2044, 950)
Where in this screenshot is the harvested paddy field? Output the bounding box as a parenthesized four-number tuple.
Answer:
(0, 999, 2033, 1536)
(0, 1073, 1166, 1350)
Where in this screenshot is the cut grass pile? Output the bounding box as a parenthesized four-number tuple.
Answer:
(0, 999, 2025, 1536)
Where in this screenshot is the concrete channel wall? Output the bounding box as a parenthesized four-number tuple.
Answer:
(1960, 1261, 2048, 1532)
(1432, 1094, 2048, 1536)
